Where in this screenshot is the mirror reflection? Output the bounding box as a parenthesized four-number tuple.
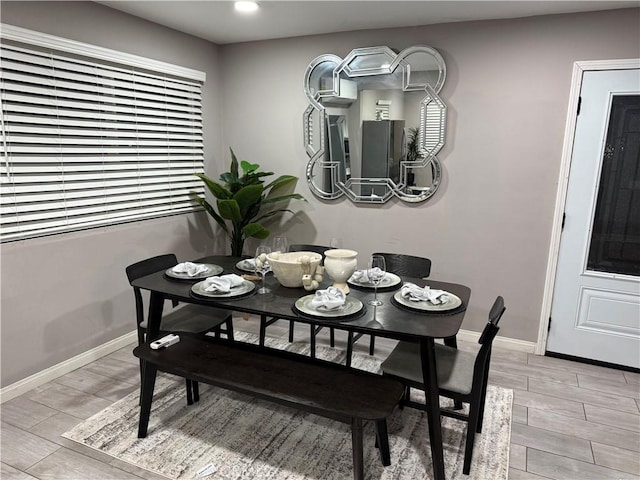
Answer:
(303, 45, 447, 204)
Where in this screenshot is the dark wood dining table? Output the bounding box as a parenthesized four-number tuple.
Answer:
(131, 255, 471, 480)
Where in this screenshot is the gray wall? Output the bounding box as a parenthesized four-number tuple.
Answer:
(1, 2, 639, 387)
(0, 1, 227, 387)
(218, 8, 639, 343)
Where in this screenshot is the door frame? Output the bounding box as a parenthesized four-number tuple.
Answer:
(536, 58, 640, 355)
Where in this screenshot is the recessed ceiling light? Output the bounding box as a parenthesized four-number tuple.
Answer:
(235, 1, 259, 13)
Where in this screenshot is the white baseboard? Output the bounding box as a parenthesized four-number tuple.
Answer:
(456, 328, 536, 353)
(0, 330, 138, 404)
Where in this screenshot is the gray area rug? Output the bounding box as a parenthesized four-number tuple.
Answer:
(63, 333, 512, 479)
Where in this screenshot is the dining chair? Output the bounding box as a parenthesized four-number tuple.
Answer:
(126, 254, 234, 404)
(259, 244, 336, 353)
(380, 296, 506, 475)
(346, 253, 432, 366)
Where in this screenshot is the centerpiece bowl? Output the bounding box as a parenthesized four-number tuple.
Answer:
(266, 251, 322, 288)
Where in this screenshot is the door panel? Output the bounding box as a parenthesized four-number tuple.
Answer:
(546, 69, 640, 368)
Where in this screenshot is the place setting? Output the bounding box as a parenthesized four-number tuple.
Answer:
(164, 261, 223, 280)
(190, 272, 256, 299)
(391, 282, 464, 314)
(293, 285, 365, 320)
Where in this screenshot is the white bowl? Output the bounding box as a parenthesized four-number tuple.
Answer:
(266, 251, 323, 288)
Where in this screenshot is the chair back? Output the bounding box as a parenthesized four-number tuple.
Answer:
(372, 253, 431, 278)
(289, 244, 332, 261)
(473, 296, 505, 381)
(126, 254, 178, 328)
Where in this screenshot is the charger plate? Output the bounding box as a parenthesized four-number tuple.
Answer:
(235, 259, 256, 273)
(293, 294, 364, 320)
(191, 280, 255, 299)
(392, 290, 462, 312)
(165, 264, 223, 280)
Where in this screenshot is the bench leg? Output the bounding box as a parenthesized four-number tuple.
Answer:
(329, 327, 335, 347)
(351, 417, 364, 480)
(444, 335, 463, 410)
(375, 419, 391, 466)
(138, 363, 158, 438)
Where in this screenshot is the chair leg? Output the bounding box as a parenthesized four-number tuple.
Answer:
(310, 324, 316, 359)
(369, 335, 376, 355)
(346, 332, 354, 367)
(226, 318, 234, 340)
(463, 400, 480, 475)
(351, 417, 364, 480)
(185, 379, 193, 405)
(258, 314, 267, 347)
(477, 359, 492, 433)
(375, 419, 391, 466)
(193, 381, 200, 403)
(289, 320, 295, 343)
(329, 327, 335, 347)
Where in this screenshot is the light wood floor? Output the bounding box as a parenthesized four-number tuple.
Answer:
(2, 316, 639, 479)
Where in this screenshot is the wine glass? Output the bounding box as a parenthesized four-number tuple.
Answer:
(330, 237, 342, 249)
(254, 245, 272, 294)
(367, 254, 386, 306)
(271, 236, 288, 254)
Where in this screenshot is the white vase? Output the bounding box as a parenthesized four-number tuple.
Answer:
(323, 249, 358, 294)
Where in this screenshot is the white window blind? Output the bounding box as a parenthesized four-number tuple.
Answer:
(1, 38, 205, 242)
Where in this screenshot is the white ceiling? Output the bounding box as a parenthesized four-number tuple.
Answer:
(96, 1, 638, 45)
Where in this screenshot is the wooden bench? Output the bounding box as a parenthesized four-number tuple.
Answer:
(134, 335, 404, 480)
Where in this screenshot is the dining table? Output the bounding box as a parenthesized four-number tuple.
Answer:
(131, 254, 472, 480)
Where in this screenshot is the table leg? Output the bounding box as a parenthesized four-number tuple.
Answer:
(147, 292, 165, 341)
(421, 338, 445, 480)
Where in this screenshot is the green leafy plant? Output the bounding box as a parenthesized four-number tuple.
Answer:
(194, 148, 305, 256)
(406, 127, 420, 161)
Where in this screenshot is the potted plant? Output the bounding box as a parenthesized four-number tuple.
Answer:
(194, 148, 306, 257)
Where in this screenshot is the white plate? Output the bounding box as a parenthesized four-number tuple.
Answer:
(348, 272, 401, 289)
(165, 264, 223, 280)
(235, 259, 256, 273)
(393, 290, 462, 312)
(294, 294, 364, 318)
(191, 280, 256, 298)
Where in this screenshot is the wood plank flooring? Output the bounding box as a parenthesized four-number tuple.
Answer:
(1, 316, 638, 479)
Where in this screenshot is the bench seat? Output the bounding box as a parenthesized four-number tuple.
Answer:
(134, 335, 404, 480)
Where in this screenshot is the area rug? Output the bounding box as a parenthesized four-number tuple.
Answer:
(62, 333, 512, 479)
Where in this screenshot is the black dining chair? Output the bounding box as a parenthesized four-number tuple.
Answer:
(346, 253, 432, 366)
(126, 254, 234, 404)
(259, 244, 336, 354)
(380, 296, 506, 475)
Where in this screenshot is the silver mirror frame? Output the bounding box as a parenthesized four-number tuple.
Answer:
(303, 45, 447, 204)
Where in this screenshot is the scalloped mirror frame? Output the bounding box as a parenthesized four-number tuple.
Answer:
(303, 45, 447, 204)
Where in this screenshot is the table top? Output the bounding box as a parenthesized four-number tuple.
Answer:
(131, 255, 471, 342)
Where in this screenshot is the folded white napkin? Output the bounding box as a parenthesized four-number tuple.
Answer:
(401, 282, 449, 304)
(350, 269, 370, 283)
(172, 262, 208, 277)
(242, 258, 257, 268)
(350, 267, 385, 284)
(202, 274, 245, 293)
(311, 286, 346, 310)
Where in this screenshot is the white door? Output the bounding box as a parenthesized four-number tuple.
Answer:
(546, 68, 640, 369)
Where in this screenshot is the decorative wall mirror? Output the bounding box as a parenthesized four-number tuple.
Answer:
(303, 45, 447, 204)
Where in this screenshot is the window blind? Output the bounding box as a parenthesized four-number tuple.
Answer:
(0, 41, 205, 242)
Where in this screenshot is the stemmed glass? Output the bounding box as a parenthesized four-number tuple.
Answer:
(254, 245, 272, 294)
(367, 254, 386, 306)
(271, 236, 288, 254)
